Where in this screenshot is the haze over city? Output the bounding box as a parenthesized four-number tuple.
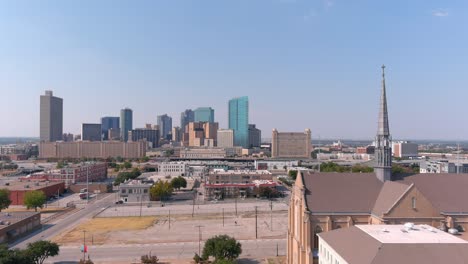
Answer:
(1, 0, 467, 140)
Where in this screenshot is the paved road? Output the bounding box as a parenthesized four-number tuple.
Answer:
(46, 238, 286, 263)
(11, 193, 115, 249)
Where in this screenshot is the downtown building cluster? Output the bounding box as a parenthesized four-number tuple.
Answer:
(38, 92, 313, 160)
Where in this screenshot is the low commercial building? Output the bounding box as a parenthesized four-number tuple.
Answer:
(318, 224, 468, 264)
(180, 148, 226, 159)
(420, 160, 468, 174)
(119, 180, 152, 203)
(271, 129, 312, 158)
(3, 181, 65, 205)
(39, 140, 146, 159)
(255, 160, 299, 170)
(205, 170, 275, 200)
(21, 162, 107, 187)
(159, 162, 187, 177)
(0, 212, 41, 243)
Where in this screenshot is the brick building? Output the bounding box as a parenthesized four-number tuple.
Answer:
(4, 181, 65, 205)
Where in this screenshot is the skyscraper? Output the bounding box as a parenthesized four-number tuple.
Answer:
(120, 108, 133, 142)
(40, 90, 63, 142)
(157, 114, 172, 139)
(194, 107, 215, 123)
(101, 116, 120, 140)
(228, 96, 249, 148)
(180, 109, 194, 133)
(248, 124, 261, 148)
(82, 123, 102, 141)
(374, 65, 392, 182)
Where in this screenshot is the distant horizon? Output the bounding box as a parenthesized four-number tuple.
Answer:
(1, 2, 467, 140)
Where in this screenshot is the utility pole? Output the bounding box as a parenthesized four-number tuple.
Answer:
(255, 206, 258, 239)
(168, 210, 171, 230)
(192, 190, 196, 218)
(86, 165, 89, 204)
(270, 199, 273, 231)
(82, 230, 86, 261)
(222, 208, 224, 227)
(235, 192, 238, 216)
(195, 225, 203, 256)
(139, 194, 143, 217)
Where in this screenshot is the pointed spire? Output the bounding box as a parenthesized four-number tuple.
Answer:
(377, 64, 390, 136)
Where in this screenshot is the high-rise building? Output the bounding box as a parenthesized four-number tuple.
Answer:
(81, 123, 102, 141)
(129, 128, 159, 148)
(157, 114, 172, 139)
(203, 122, 218, 146)
(392, 141, 418, 158)
(248, 124, 261, 148)
(180, 109, 194, 133)
(271, 129, 311, 158)
(187, 122, 205, 147)
(217, 129, 234, 148)
(101, 117, 119, 140)
(40, 90, 63, 142)
(374, 65, 392, 182)
(172, 127, 181, 142)
(194, 107, 215, 123)
(228, 96, 249, 148)
(108, 128, 120, 141)
(120, 108, 133, 142)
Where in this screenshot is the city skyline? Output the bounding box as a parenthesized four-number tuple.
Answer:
(0, 1, 467, 140)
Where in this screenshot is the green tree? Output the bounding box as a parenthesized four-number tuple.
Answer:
(26, 240, 59, 264)
(0, 244, 32, 264)
(202, 235, 242, 262)
(254, 186, 279, 198)
(288, 170, 298, 180)
(24, 191, 46, 212)
(141, 254, 159, 264)
(141, 156, 150, 162)
(123, 161, 132, 169)
(150, 181, 173, 201)
(0, 189, 12, 212)
(170, 176, 187, 190)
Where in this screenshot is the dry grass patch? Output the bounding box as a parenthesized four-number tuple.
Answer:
(53, 216, 156, 245)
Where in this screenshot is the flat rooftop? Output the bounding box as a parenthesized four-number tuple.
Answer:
(1, 180, 63, 191)
(356, 224, 467, 244)
(0, 212, 40, 229)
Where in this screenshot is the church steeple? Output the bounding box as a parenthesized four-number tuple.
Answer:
(374, 65, 392, 182)
(378, 65, 390, 136)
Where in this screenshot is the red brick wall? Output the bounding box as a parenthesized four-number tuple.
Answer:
(9, 182, 65, 205)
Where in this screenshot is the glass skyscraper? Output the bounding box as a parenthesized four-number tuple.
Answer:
(101, 116, 119, 140)
(120, 108, 133, 142)
(194, 107, 215, 123)
(157, 114, 172, 140)
(228, 96, 249, 148)
(180, 109, 194, 133)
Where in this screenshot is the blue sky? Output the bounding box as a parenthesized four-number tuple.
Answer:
(0, 0, 466, 140)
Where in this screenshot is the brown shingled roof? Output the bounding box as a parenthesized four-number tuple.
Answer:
(302, 172, 383, 213)
(372, 181, 411, 217)
(399, 173, 468, 213)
